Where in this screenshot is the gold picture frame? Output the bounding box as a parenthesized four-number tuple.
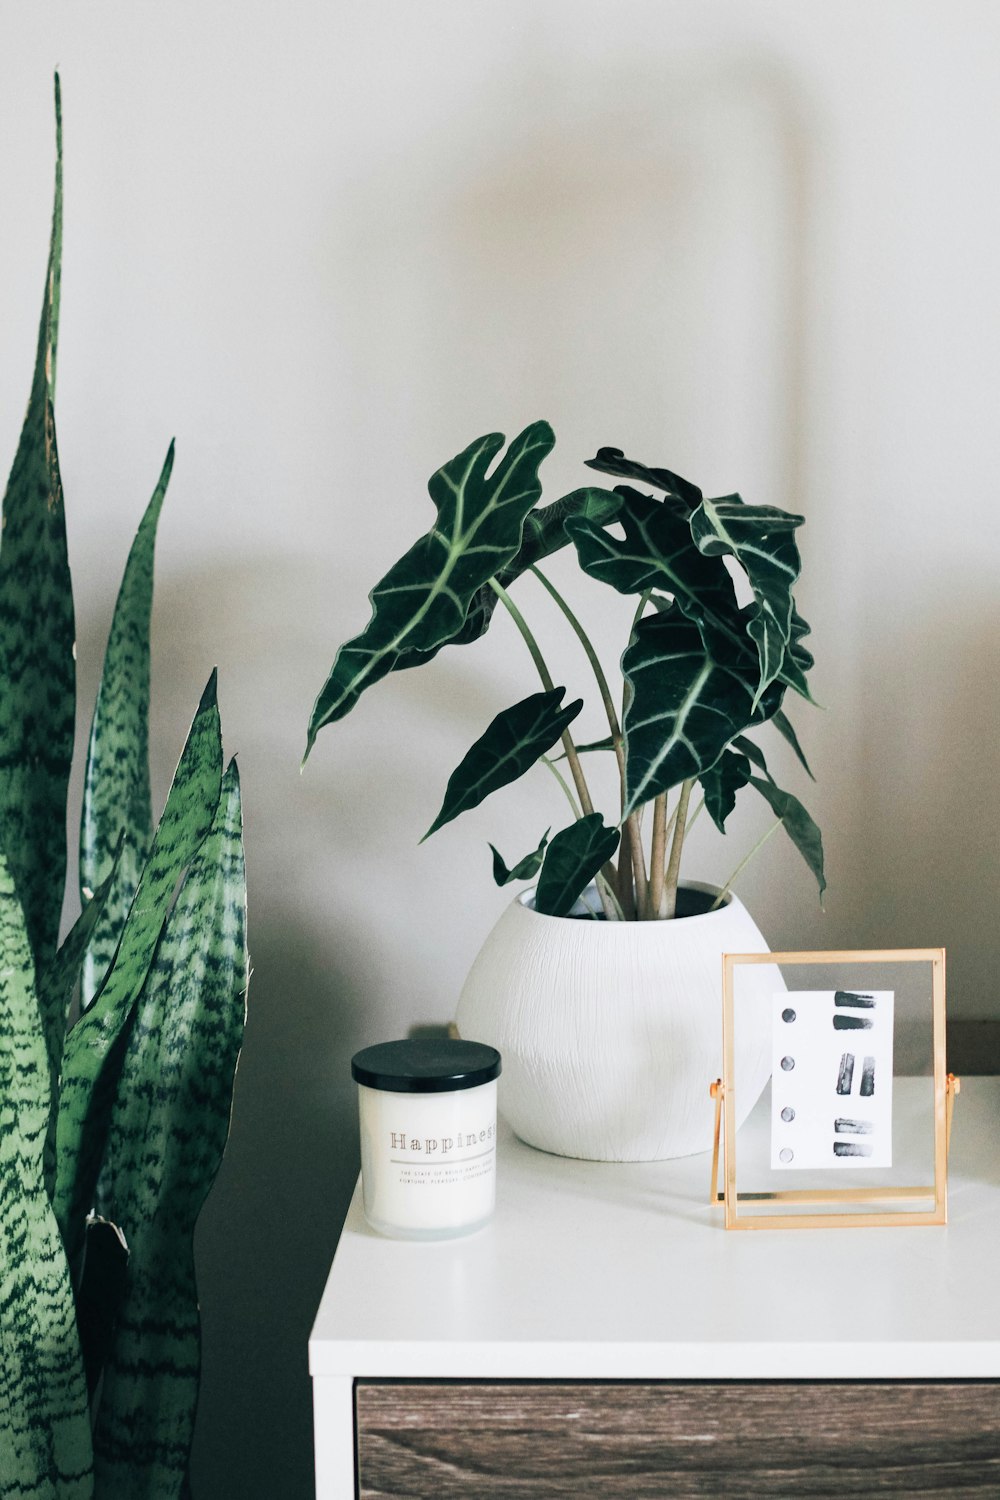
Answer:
(712, 948, 957, 1230)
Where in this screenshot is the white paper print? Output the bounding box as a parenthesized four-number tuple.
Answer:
(770, 990, 894, 1170)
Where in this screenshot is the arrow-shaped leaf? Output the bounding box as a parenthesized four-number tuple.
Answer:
(424, 689, 582, 840)
(305, 422, 555, 753)
(54, 675, 223, 1275)
(566, 486, 754, 669)
(748, 774, 826, 903)
(689, 492, 805, 707)
(392, 484, 621, 674)
(490, 830, 550, 886)
(771, 708, 814, 779)
(534, 814, 621, 918)
(700, 749, 752, 834)
(79, 442, 173, 1009)
(92, 761, 247, 1496)
(0, 74, 75, 979)
(621, 610, 765, 815)
(583, 446, 703, 512)
(0, 850, 93, 1498)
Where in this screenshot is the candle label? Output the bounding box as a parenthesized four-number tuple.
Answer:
(770, 990, 894, 1170)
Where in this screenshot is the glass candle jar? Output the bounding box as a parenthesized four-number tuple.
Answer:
(351, 1038, 501, 1240)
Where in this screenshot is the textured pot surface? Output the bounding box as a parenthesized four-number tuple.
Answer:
(455, 882, 778, 1161)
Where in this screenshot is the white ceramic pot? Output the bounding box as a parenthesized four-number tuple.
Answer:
(455, 881, 779, 1161)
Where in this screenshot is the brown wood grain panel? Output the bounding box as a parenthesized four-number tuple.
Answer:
(355, 1380, 1000, 1498)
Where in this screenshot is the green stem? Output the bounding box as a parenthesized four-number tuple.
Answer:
(711, 818, 782, 910)
(490, 578, 616, 919)
(661, 778, 694, 919)
(540, 754, 582, 820)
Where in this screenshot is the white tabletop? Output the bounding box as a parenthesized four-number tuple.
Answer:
(310, 1076, 1000, 1382)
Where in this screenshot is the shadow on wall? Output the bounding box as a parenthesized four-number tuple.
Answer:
(841, 590, 1000, 1023)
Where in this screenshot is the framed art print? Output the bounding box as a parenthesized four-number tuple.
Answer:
(713, 949, 956, 1230)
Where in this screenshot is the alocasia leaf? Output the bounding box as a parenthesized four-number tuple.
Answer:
(0, 850, 93, 1499)
(700, 749, 752, 835)
(534, 814, 621, 918)
(748, 774, 826, 902)
(305, 422, 555, 753)
(0, 74, 75, 979)
(566, 487, 750, 665)
(620, 610, 764, 815)
(689, 491, 805, 707)
(79, 442, 173, 1009)
(490, 830, 549, 887)
(392, 486, 622, 674)
(583, 446, 703, 511)
(771, 708, 814, 779)
(92, 761, 247, 1497)
(54, 674, 223, 1274)
(423, 688, 582, 840)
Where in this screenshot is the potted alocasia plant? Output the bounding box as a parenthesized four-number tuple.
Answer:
(0, 79, 248, 1496)
(305, 421, 824, 1159)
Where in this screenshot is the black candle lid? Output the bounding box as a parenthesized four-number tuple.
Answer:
(351, 1038, 501, 1094)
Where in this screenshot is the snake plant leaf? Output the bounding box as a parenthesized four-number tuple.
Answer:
(92, 760, 247, 1496)
(0, 75, 75, 979)
(490, 830, 550, 886)
(54, 674, 223, 1274)
(305, 422, 555, 753)
(689, 492, 805, 708)
(700, 749, 752, 835)
(621, 610, 761, 816)
(37, 844, 122, 1202)
(748, 774, 826, 903)
(423, 688, 582, 841)
(534, 814, 621, 918)
(79, 442, 173, 1009)
(583, 446, 703, 512)
(771, 707, 814, 779)
(0, 850, 94, 1498)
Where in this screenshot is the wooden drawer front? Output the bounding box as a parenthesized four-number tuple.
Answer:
(355, 1380, 1000, 1498)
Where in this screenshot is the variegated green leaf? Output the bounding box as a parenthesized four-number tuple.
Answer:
(0, 75, 75, 978)
(700, 749, 752, 834)
(38, 845, 122, 1201)
(54, 675, 223, 1273)
(490, 830, 549, 887)
(305, 422, 555, 753)
(689, 491, 805, 707)
(749, 774, 826, 902)
(566, 486, 749, 658)
(534, 814, 620, 918)
(621, 610, 772, 815)
(93, 761, 247, 1497)
(0, 850, 93, 1498)
(392, 486, 623, 674)
(79, 443, 173, 1009)
(583, 446, 703, 511)
(423, 688, 582, 841)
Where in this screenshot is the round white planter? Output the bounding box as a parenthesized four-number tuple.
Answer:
(455, 881, 779, 1161)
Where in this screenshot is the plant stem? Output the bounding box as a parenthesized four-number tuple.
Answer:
(647, 792, 669, 918)
(490, 578, 617, 918)
(627, 812, 649, 917)
(661, 778, 694, 919)
(711, 818, 782, 910)
(540, 754, 582, 820)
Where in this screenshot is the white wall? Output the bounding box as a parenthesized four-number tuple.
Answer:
(1, 3, 997, 1494)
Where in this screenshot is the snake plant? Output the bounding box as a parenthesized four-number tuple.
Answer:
(306, 430, 825, 921)
(0, 79, 248, 1498)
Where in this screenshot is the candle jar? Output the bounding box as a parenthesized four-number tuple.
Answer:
(351, 1038, 502, 1240)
